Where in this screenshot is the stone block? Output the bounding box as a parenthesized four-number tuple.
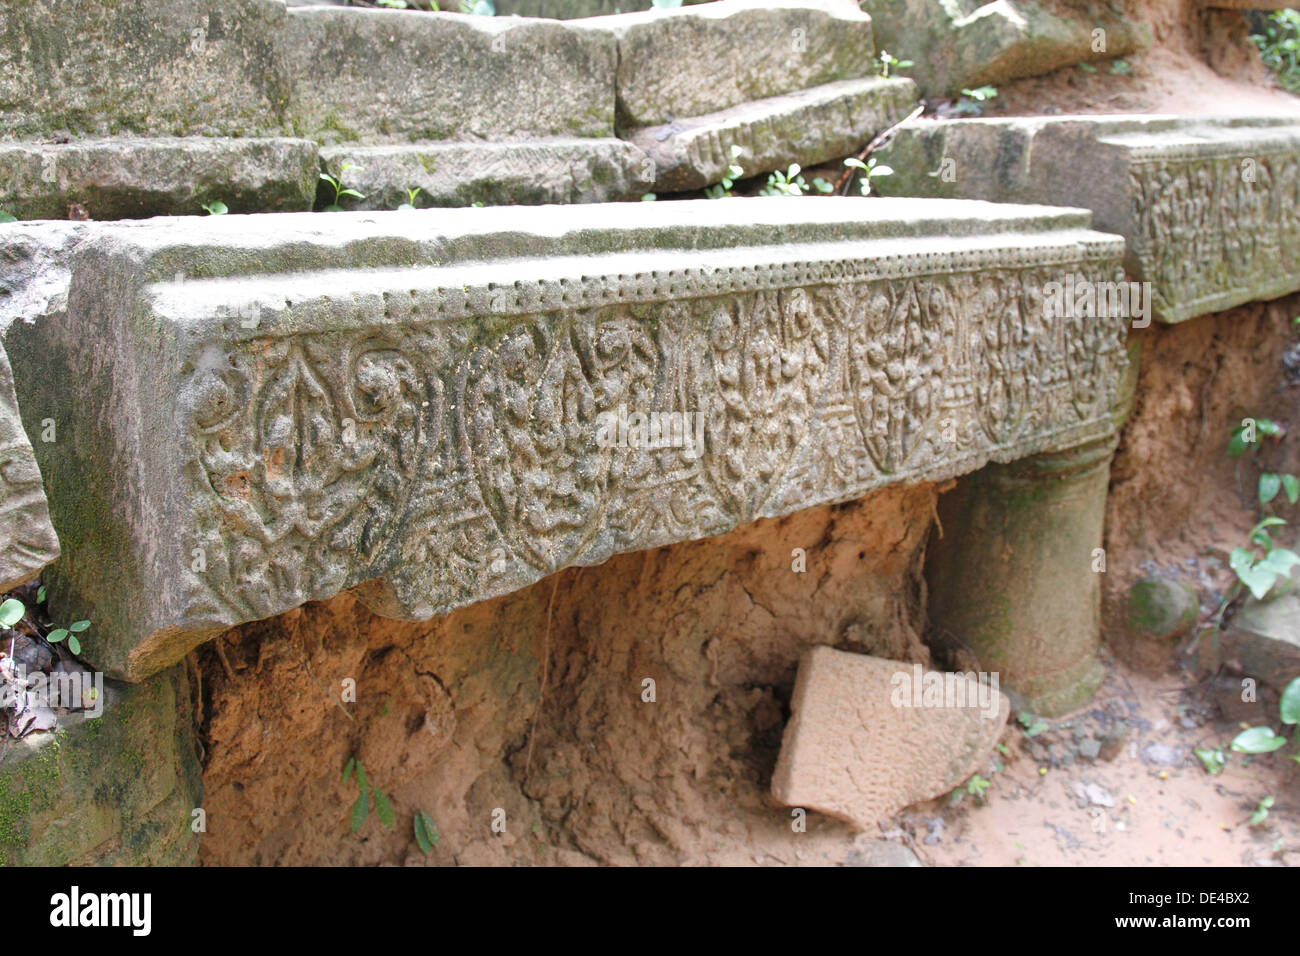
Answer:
(0, 341, 57, 592)
(0, 138, 319, 221)
(626, 77, 917, 192)
(876, 115, 1300, 323)
(858, 0, 1150, 98)
(0, 665, 202, 866)
(771, 647, 1009, 831)
(575, 0, 877, 130)
(318, 138, 654, 209)
(4, 199, 1127, 680)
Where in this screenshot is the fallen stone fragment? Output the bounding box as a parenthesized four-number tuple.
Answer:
(319, 139, 653, 209)
(876, 114, 1300, 323)
(1222, 582, 1300, 691)
(0, 138, 319, 221)
(771, 647, 1009, 831)
(626, 77, 917, 193)
(0, 343, 58, 593)
(843, 839, 923, 867)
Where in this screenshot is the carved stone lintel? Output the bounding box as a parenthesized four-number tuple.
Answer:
(4, 199, 1127, 681)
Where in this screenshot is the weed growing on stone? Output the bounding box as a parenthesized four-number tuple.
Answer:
(875, 49, 913, 79)
(955, 86, 998, 116)
(1252, 10, 1300, 95)
(759, 164, 833, 197)
(201, 200, 228, 215)
(1197, 677, 1300, 792)
(319, 163, 366, 211)
(396, 186, 422, 211)
(843, 156, 893, 196)
(1, 592, 90, 656)
(704, 145, 745, 199)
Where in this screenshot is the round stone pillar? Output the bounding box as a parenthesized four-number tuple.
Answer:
(925, 435, 1118, 716)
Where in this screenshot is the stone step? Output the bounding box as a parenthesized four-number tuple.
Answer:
(318, 138, 654, 210)
(0, 137, 318, 221)
(875, 114, 1300, 324)
(3, 198, 1128, 682)
(626, 77, 916, 193)
(771, 647, 1010, 831)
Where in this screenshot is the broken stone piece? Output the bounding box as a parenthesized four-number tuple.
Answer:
(0, 343, 58, 593)
(771, 647, 1009, 831)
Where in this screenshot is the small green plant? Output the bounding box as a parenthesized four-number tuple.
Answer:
(413, 809, 440, 853)
(201, 200, 228, 215)
(967, 773, 990, 800)
(759, 163, 830, 197)
(1222, 676, 1300, 766)
(377, 0, 408, 7)
(396, 186, 422, 211)
(641, 193, 657, 201)
(1250, 794, 1275, 826)
(843, 156, 893, 196)
(1252, 10, 1300, 95)
(1077, 61, 1098, 74)
(0, 207, 16, 224)
(319, 163, 366, 211)
(875, 49, 913, 79)
(342, 757, 396, 833)
(955, 86, 998, 117)
(459, 0, 494, 14)
(1109, 59, 1132, 75)
(704, 145, 745, 199)
(1230, 517, 1300, 600)
(1194, 746, 1226, 775)
(0, 595, 90, 655)
(1017, 711, 1049, 737)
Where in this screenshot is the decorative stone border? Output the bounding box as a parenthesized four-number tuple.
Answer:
(875, 115, 1300, 323)
(4, 198, 1128, 682)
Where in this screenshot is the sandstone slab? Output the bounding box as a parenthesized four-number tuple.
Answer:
(0, 665, 201, 866)
(1224, 582, 1300, 691)
(0, 137, 318, 221)
(576, 0, 876, 130)
(4, 199, 1127, 680)
(858, 0, 1150, 98)
(319, 138, 654, 209)
(626, 77, 917, 192)
(0, 342, 57, 592)
(771, 647, 1009, 830)
(876, 115, 1300, 323)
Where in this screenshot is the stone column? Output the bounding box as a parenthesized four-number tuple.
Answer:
(925, 434, 1119, 716)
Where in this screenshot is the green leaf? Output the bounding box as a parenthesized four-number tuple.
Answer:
(1194, 747, 1226, 774)
(36, 585, 46, 604)
(0, 598, 24, 628)
(68, 620, 90, 632)
(374, 789, 395, 829)
(1261, 472, 1282, 504)
(1280, 676, 1300, 724)
(871, 164, 895, 177)
(1258, 419, 1283, 436)
(202, 200, 228, 216)
(342, 757, 356, 784)
(1284, 474, 1300, 504)
(415, 810, 441, 851)
(0, 210, 16, 224)
(47, 628, 67, 643)
(338, 189, 366, 200)
(67, 634, 80, 655)
(843, 157, 867, 170)
(414, 814, 432, 853)
(1227, 428, 1248, 457)
(1260, 547, 1300, 581)
(350, 790, 369, 832)
(355, 761, 369, 793)
(1231, 726, 1287, 753)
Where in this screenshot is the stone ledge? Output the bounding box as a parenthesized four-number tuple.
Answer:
(0, 137, 319, 221)
(626, 77, 917, 192)
(318, 138, 654, 209)
(875, 115, 1300, 323)
(3, 199, 1128, 681)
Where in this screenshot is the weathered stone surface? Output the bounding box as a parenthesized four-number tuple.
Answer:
(626, 77, 916, 192)
(1, 0, 615, 143)
(771, 647, 1009, 831)
(280, 7, 617, 142)
(876, 115, 1300, 323)
(1223, 578, 1300, 691)
(319, 138, 653, 209)
(576, 0, 876, 130)
(0, 137, 318, 221)
(4, 199, 1127, 681)
(927, 436, 1117, 716)
(0, 0, 295, 139)
(843, 839, 923, 866)
(858, 0, 1150, 98)
(0, 665, 201, 866)
(495, 0, 712, 17)
(1126, 575, 1199, 641)
(0, 342, 57, 592)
